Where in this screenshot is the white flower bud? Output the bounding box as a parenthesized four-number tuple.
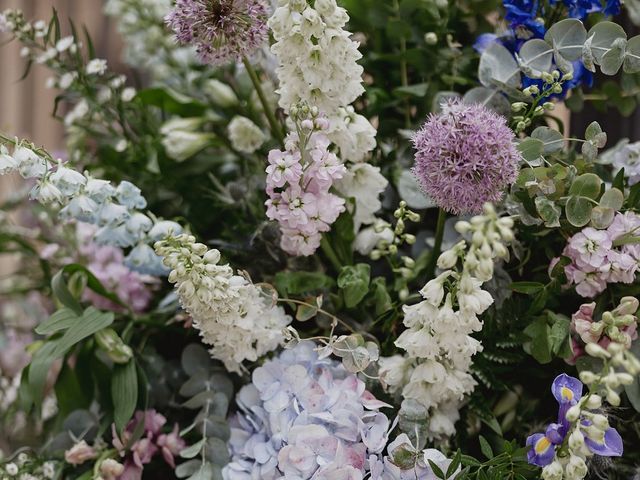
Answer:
(569, 429, 585, 450)
(566, 405, 581, 422)
(541, 461, 563, 480)
(591, 414, 609, 430)
(437, 249, 459, 269)
(584, 394, 602, 409)
(585, 343, 611, 359)
(606, 389, 621, 406)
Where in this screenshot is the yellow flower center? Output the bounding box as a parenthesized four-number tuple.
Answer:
(535, 437, 552, 454)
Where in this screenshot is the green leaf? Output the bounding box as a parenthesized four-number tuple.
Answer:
(569, 173, 602, 199)
(337, 264, 371, 308)
(61, 264, 126, 308)
(517, 138, 544, 163)
(296, 304, 318, 322)
(510, 281, 545, 295)
(462, 87, 511, 116)
(585, 121, 607, 147)
(274, 271, 334, 296)
(548, 312, 571, 357)
(35, 308, 78, 335)
(531, 127, 564, 153)
(51, 270, 83, 315)
(112, 360, 138, 432)
(600, 188, 624, 210)
(136, 87, 207, 116)
(524, 317, 552, 364)
(588, 22, 627, 64)
(370, 277, 393, 316)
(624, 35, 640, 73)
(590, 206, 615, 229)
(479, 435, 494, 459)
(28, 339, 64, 404)
(517, 39, 553, 78)
(479, 43, 521, 89)
(394, 83, 429, 97)
(600, 38, 627, 76)
(535, 197, 561, 228)
(428, 460, 446, 479)
(545, 19, 587, 61)
(51, 307, 114, 358)
(566, 196, 593, 227)
(180, 438, 206, 459)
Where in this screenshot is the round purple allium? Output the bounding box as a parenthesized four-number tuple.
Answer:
(411, 100, 520, 215)
(165, 0, 269, 65)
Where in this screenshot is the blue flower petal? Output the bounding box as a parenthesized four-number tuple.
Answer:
(585, 427, 624, 457)
(551, 373, 583, 405)
(526, 433, 556, 467)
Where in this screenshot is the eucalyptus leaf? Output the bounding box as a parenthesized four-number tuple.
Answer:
(531, 127, 564, 153)
(517, 39, 553, 78)
(397, 170, 434, 209)
(545, 18, 587, 61)
(569, 173, 602, 199)
(588, 22, 627, 64)
(478, 43, 521, 89)
(624, 35, 640, 73)
(535, 197, 561, 228)
(600, 188, 624, 210)
(600, 38, 627, 76)
(462, 87, 511, 116)
(566, 196, 593, 227)
(180, 438, 206, 459)
(517, 138, 544, 164)
(591, 206, 615, 229)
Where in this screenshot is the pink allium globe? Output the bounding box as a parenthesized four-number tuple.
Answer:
(411, 100, 520, 215)
(165, 0, 269, 65)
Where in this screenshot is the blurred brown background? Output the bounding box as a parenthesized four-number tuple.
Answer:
(0, 0, 122, 274)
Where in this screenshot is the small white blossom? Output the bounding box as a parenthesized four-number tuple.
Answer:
(86, 58, 108, 75)
(227, 116, 265, 153)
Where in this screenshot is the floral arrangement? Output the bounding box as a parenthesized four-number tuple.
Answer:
(2, 0, 640, 479)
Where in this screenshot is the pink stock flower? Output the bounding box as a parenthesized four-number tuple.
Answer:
(559, 213, 640, 298)
(265, 123, 346, 257)
(157, 424, 187, 468)
(64, 440, 97, 465)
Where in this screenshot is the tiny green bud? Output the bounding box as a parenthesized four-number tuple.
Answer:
(403, 234, 416, 245)
(511, 102, 526, 112)
(542, 102, 555, 110)
(552, 84, 563, 94)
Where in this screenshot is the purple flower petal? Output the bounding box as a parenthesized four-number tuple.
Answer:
(585, 427, 624, 457)
(526, 433, 556, 467)
(551, 374, 583, 405)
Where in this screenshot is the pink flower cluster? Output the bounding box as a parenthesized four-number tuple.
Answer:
(77, 225, 153, 313)
(112, 409, 186, 479)
(265, 127, 346, 256)
(560, 212, 640, 297)
(568, 301, 638, 364)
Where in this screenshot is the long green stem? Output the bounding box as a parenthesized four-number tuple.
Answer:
(425, 208, 447, 280)
(242, 57, 284, 146)
(321, 235, 343, 273)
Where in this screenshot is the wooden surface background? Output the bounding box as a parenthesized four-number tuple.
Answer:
(0, 0, 122, 274)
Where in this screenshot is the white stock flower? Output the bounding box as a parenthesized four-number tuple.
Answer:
(86, 58, 108, 75)
(335, 163, 389, 230)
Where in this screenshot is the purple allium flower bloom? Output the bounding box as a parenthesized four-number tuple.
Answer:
(165, 0, 269, 65)
(411, 100, 520, 215)
(526, 374, 623, 467)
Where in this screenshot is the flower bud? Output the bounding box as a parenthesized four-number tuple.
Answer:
(437, 249, 459, 269)
(585, 342, 611, 359)
(566, 405, 581, 422)
(568, 429, 585, 450)
(585, 394, 602, 409)
(203, 79, 238, 107)
(606, 389, 621, 406)
(424, 32, 438, 45)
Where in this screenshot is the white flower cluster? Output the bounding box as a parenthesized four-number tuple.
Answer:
(0, 141, 181, 275)
(269, 0, 376, 163)
(154, 234, 291, 374)
(104, 0, 197, 81)
(268, 0, 388, 235)
(379, 204, 514, 441)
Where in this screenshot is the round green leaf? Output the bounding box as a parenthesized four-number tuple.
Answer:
(545, 19, 587, 61)
(600, 187, 624, 210)
(517, 39, 553, 78)
(569, 173, 602, 199)
(566, 196, 593, 227)
(588, 22, 627, 64)
(479, 43, 521, 88)
(624, 35, 640, 73)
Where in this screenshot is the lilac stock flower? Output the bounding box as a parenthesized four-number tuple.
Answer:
(560, 213, 640, 297)
(526, 374, 623, 467)
(411, 100, 520, 215)
(223, 342, 391, 479)
(165, 0, 269, 65)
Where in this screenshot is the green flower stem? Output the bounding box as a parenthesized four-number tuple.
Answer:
(425, 207, 447, 280)
(321, 235, 343, 273)
(242, 57, 284, 146)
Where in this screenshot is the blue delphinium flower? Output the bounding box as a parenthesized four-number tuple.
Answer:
(526, 374, 623, 468)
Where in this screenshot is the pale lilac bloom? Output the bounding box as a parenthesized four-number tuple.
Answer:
(157, 424, 186, 468)
(223, 342, 391, 479)
(565, 228, 611, 269)
(412, 100, 520, 215)
(265, 126, 346, 256)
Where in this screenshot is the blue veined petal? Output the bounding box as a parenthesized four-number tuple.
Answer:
(526, 433, 556, 467)
(473, 33, 498, 53)
(585, 427, 624, 457)
(125, 243, 169, 276)
(551, 373, 583, 405)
